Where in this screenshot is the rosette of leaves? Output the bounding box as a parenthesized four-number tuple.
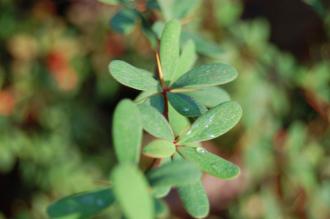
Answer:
(47, 19, 242, 219)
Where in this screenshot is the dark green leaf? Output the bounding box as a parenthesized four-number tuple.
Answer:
(179, 101, 242, 143)
(47, 188, 115, 219)
(111, 163, 154, 219)
(160, 20, 181, 82)
(172, 63, 238, 89)
(154, 199, 169, 218)
(186, 87, 231, 107)
(109, 60, 159, 91)
(148, 160, 201, 187)
(113, 99, 142, 164)
(138, 104, 174, 141)
(168, 93, 207, 117)
(178, 146, 240, 179)
(143, 139, 176, 158)
(110, 9, 138, 34)
(178, 180, 209, 218)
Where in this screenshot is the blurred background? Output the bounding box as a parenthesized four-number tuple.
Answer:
(0, 0, 329, 218)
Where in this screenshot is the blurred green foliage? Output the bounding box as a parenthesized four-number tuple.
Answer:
(0, 0, 329, 218)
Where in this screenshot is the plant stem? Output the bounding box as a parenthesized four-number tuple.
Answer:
(155, 52, 169, 120)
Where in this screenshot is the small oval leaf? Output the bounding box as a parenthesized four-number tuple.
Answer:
(143, 139, 176, 158)
(111, 164, 154, 219)
(172, 63, 238, 89)
(178, 146, 240, 179)
(160, 19, 181, 81)
(168, 93, 207, 117)
(47, 188, 115, 219)
(138, 104, 174, 141)
(109, 60, 159, 91)
(148, 160, 201, 188)
(168, 104, 190, 136)
(186, 87, 231, 108)
(179, 101, 242, 143)
(178, 180, 210, 218)
(113, 99, 142, 164)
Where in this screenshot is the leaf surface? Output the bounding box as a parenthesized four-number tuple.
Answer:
(178, 146, 240, 179)
(111, 164, 154, 219)
(143, 139, 176, 158)
(160, 20, 181, 81)
(173, 40, 197, 82)
(172, 63, 238, 89)
(186, 87, 230, 107)
(168, 93, 207, 117)
(178, 180, 209, 218)
(110, 9, 137, 34)
(113, 99, 142, 163)
(179, 101, 242, 143)
(109, 60, 159, 91)
(47, 188, 115, 219)
(138, 104, 174, 141)
(148, 160, 201, 187)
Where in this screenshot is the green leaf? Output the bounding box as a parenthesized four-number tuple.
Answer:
(111, 164, 154, 219)
(144, 94, 164, 113)
(160, 20, 181, 82)
(138, 104, 174, 141)
(179, 101, 242, 143)
(172, 40, 197, 83)
(181, 31, 223, 57)
(168, 104, 190, 136)
(143, 139, 176, 158)
(98, 0, 119, 5)
(153, 186, 171, 198)
(186, 87, 230, 108)
(172, 63, 238, 89)
(178, 180, 209, 218)
(148, 160, 201, 187)
(113, 99, 142, 164)
(110, 9, 138, 34)
(168, 93, 207, 117)
(157, 0, 200, 20)
(47, 188, 115, 219)
(109, 60, 159, 91)
(135, 88, 159, 103)
(178, 146, 240, 179)
(154, 199, 169, 218)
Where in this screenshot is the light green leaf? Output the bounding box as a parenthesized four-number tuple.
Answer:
(157, 0, 200, 20)
(143, 139, 176, 158)
(111, 164, 154, 219)
(135, 88, 159, 103)
(179, 101, 242, 143)
(148, 160, 201, 187)
(113, 99, 142, 164)
(168, 93, 207, 117)
(178, 180, 209, 218)
(160, 20, 181, 82)
(181, 31, 223, 57)
(168, 104, 190, 136)
(98, 0, 119, 5)
(186, 87, 231, 107)
(172, 63, 238, 89)
(109, 60, 159, 91)
(153, 186, 171, 198)
(138, 104, 174, 141)
(178, 146, 240, 179)
(110, 9, 138, 34)
(172, 40, 197, 83)
(47, 188, 115, 219)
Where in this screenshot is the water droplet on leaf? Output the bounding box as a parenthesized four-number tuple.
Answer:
(196, 147, 207, 153)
